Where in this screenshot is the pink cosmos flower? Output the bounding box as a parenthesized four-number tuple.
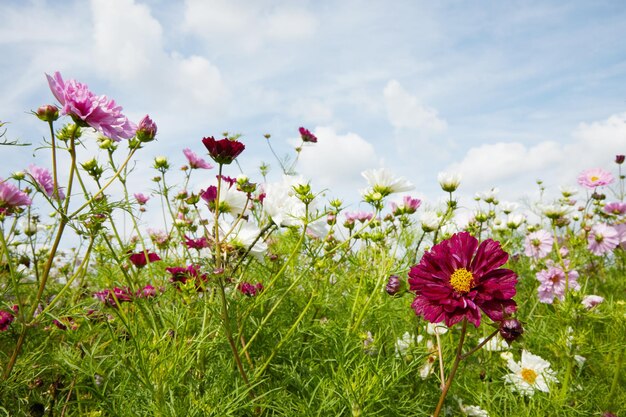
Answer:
(577, 168, 614, 189)
(298, 127, 318, 143)
(390, 195, 422, 216)
(184, 235, 209, 250)
(614, 223, 626, 249)
(536, 263, 580, 304)
(128, 251, 161, 268)
(136, 284, 158, 298)
(587, 223, 619, 255)
(183, 148, 213, 169)
(166, 265, 208, 290)
(134, 193, 150, 205)
(603, 202, 626, 216)
(46, 71, 136, 141)
(136, 115, 157, 142)
(523, 230, 554, 260)
(408, 232, 518, 327)
(581, 295, 604, 309)
(0, 178, 32, 214)
(28, 165, 64, 199)
(238, 282, 264, 297)
(93, 287, 132, 307)
(0, 309, 15, 331)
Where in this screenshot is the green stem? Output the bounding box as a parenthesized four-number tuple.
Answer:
(433, 319, 468, 417)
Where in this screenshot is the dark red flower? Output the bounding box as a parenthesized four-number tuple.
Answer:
(298, 127, 318, 143)
(238, 282, 263, 297)
(128, 251, 161, 268)
(184, 235, 209, 250)
(408, 232, 517, 327)
(499, 318, 524, 344)
(202, 136, 245, 165)
(0, 309, 15, 331)
(166, 265, 208, 291)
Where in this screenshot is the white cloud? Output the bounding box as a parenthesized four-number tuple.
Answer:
(383, 79, 447, 132)
(295, 126, 379, 198)
(289, 99, 334, 125)
(183, 0, 317, 51)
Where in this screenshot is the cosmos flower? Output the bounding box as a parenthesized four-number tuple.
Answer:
(603, 202, 626, 216)
(128, 251, 161, 268)
(46, 71, 136, 141)
(361, 168, 414, 198)
(523, 230, 553, 260)
(577, 168, 614, 189)
(536, 263, 580, 304)
(238, 282, 264, 297)
(408, 232, 518, 327)
(0, 178, 32, 214)
(202, 136, 245, 165)
(27, 165, 64, 199)
(581, 295, 604, 309)
(93, 287, 132, 307)
(503, 350, 558, 396)
(587, 223, 619, 255)
(134, 193, 150, 205)
(298, 126, 318, 143)
(263, 176, 312, 227)
(390, 195, 422, 216)
(135, 115, 157, 142)
(437, 172, 462, 193)
(184, 235, 210, 250)
(183, 148, 213, 169)
(0, 309, 15, 331)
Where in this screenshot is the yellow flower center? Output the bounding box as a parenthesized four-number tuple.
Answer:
(520, 368, 538, 385)
(449, 268, 474, 294)
(590, 175, 599, 182)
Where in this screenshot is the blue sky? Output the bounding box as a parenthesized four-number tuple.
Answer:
(1, 0, 625, 212)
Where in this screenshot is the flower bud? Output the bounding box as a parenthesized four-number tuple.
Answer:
(153, 156, 170, 171)
(616, 155, 625, 165)
(11, 171, 25, 181)
(136, 115, 157, 143)
(499, 318, 524, 345)
(36, 104, 59, 122)
(385, 275, 403, 296)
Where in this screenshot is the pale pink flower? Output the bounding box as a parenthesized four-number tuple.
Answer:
(536, 264, 580, 304)
(0, 178, 32, 214)
(28, 165, 64, 199)
(603, 202, 626, 216)
(581, 295, 604, 309)
(523, 230, 553, 259)
(183, 148, 213, 169)
(614, 223, 626, 249)
(577, 168, 614, 189)
(587, 223, 619, 255)
(134, 193, 150, 205)
(46, 71, 136, 141)
(390, 195, 422, 215)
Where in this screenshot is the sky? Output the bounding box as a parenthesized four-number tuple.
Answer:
(1, 0, 626, 217)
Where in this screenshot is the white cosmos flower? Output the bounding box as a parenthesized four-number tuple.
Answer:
(426, 322, 448, 336)
(263, 175, 312, 227)
(218, 185, 248, 216)
(503, 350, 558, 396)
(226, 221, 267, 259)
(394, 332, 415, 357)
(361, 168, 414, 197)
(458, 400, 490, 417)
(437, 172, 462, 192)
(420, 211, 440, 232)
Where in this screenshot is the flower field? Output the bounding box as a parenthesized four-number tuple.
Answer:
(0, 72, 624, 416)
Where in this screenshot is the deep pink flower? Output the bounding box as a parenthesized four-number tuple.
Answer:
(166, 265, 208, 290)
(46, 71, 136, 141)
(408, 232, 518, 327)
(184, 235, 209, 250)
(134, 193, 150, 205)
(616, 155, 625, 165)
(200, 186, 217, 204)
(93, 287, 132, 307)
(390, 195, 422, 216)
(0, 178, 32, 214)
(523, 230, 553, 260)
(0, 309, 15, 331)
(28, 165, 64, 199)
(587, 223, 619, 255)
(183, 148, 213, 169)
(238, 282, 264, 297)
(202, 136, 245, 165)
(128, 251, 161, 268)
(136, 284, 158, 298)
(136, 115, 157, 142)
(536, 263, 580, 304)
(577, 168, 614, 189)
(299, 127, 318, 143)
(603, 202, 626, 216)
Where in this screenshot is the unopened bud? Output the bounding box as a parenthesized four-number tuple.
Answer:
(36, 104, 59, 122)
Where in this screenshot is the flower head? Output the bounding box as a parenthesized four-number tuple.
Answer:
(46, 71, 136, 141)
(499, 318, 524, 344)
(238, 282, 264, 297)
(603, 202, 626, 216)
(577, 168, 614, 189)
(128, 251, 161, 268)
(437, 172, 462, 193)
(581, 295, 604, 309)
(536, 264, 580, 304)
(0, 178, 32, 215)
(361, 168, 414, 198)
(0, 309, 15, 331)
(298, 126, 318, 143)
(408, 232, 518, 327)
(202, 136, 245, 165)
(390, 195, 421, 216)
(385, 275, 403, 296)
(523, 230, 553, 260)
(136, 115, 157, 142)
(616, 155, 625, 165)
(183, 148, 213, 169)
(504, 350, 558, 396)
(93, 287, 132, 307)
(587, 223, 619, 255)
(134, 193, 150, 205)
(36, 104, 59, 122)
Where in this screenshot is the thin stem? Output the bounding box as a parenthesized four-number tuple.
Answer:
(433, 319, 468, 417)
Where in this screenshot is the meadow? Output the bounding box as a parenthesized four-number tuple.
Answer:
(0, 72, 624, 416)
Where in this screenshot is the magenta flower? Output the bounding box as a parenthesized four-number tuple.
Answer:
(183, 148, 213, 169)
(577, 168, 614, 189)
(603, 202, 626, 216)
(390, 195, 422, 216)
(202, 136, 245, 165)
(46, 71, 136, 141)
(408, 232, 518, 327)
(166, 265, 208, 290)
(28, 165, 64, 199)
(616, 155, 625, 165)
(184, 235, 209, 250)
(523, 230, 553, 260)
(587, 223, 619, 255)
(238, 282, 264, 297)
(0, 309, 15, 331)
(136, 115, 157, 142)
(134, 193, 150, 205)
(136, 284, 158, 298)
(128, 251, 161, 268)
(93, 287, 132, 307)
(536, 263, 580, 304)
(298, 127, 318, 143)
